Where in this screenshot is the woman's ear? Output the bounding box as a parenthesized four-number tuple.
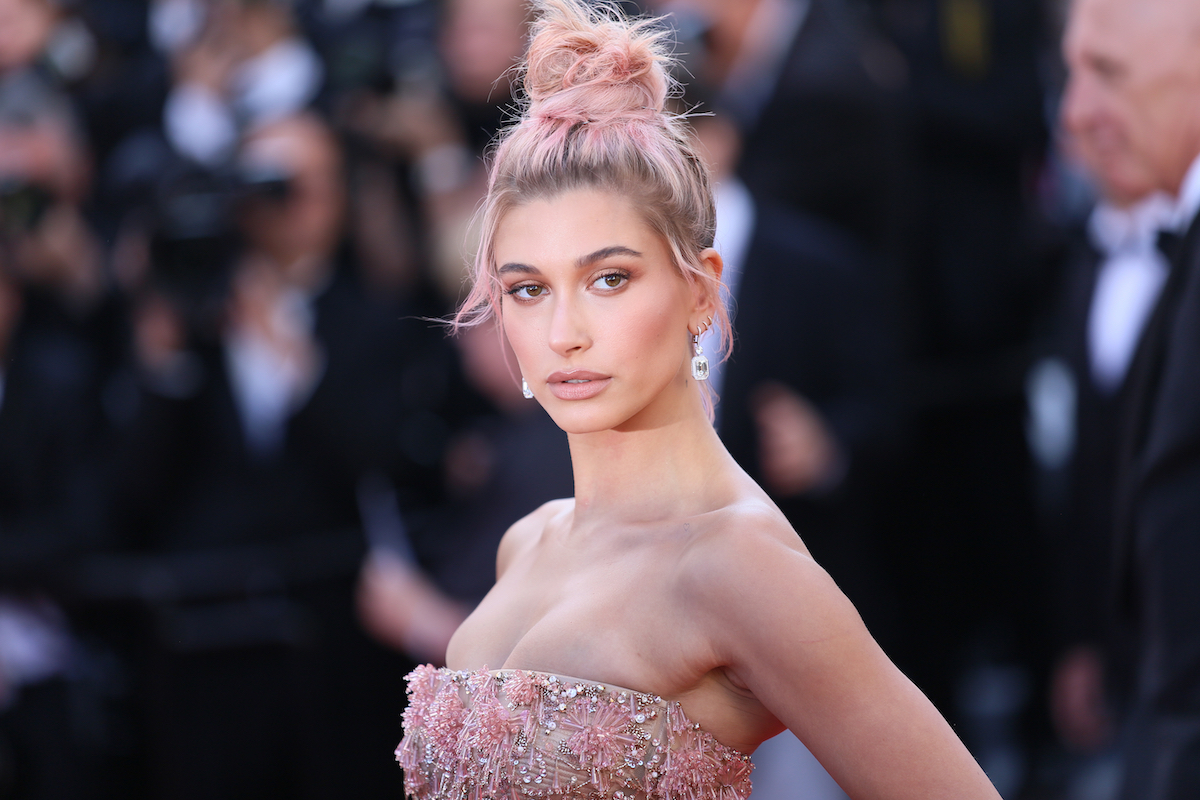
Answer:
(699, 247, 724, 284)
(690, 247, 724, 324)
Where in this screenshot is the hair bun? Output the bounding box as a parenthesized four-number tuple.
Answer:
(524, 0, 673, 127)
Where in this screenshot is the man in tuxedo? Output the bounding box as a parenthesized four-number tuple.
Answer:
(1034, 190, 1172, 779)
(1062, 0, 1200, 795)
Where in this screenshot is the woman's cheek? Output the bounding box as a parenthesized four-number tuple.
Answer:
(504, 315, 544, 366)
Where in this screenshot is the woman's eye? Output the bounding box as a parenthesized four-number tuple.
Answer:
(594, 273, 627, 289)
(509, 284, 545, 299)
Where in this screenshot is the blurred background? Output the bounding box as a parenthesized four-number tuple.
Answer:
(0, 0, 1131, 797)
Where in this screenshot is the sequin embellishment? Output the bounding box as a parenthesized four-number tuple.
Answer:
(396, 666, 754, 800)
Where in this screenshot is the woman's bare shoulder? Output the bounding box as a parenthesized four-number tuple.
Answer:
(684, 497, 999, 799)
(679, 496, 843, 627)
(496, 497, 574, 577)
(692, 496, 812, 564)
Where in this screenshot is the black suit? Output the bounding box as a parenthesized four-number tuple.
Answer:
(102, 269, 468, 798)
(1037, 241, 1127, 655)
(1115, 206, 1200, 798)
(0, 290, 116, 800)
(733, 0, 905, 254)
(1026, 234, 1155, 753)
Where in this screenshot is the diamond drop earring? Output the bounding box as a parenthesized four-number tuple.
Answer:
(691, 333, 709, 381)
(521, 378, 534, 399)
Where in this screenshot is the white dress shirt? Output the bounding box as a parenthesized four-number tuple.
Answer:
(1085, 194, 1175, 394)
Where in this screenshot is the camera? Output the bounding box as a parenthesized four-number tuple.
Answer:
(235, 161, 294, 205)
(146, 173, 243, 339)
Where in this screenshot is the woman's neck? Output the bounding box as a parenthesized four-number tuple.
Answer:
(566, 400, 735, 527)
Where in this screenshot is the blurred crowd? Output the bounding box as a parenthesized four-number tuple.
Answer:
(0, 0, 1174, 797)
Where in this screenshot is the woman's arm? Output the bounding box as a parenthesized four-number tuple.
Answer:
(697, 523, 1001, 800)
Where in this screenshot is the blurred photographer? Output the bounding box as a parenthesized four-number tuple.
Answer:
(102, 111, 467, 797)
(1, 0, 101, 310)
(0, 0, 123, 796)
(340, 0, 528, 303)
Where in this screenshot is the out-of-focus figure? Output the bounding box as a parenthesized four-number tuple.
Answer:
(856, 2, 1055, 793)
(0, 0, 122, 795)
(160, 0, 323, 168)
(655, 0, 906, 255)
(101, 111, 467, 798)
(338, 0, 528, 304)
(1029, 156, 1174, 800)
(1059, 0, 1200, 796)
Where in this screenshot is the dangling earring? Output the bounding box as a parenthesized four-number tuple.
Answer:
(521, 378, 534, 399)
(691, 333, 709, 381)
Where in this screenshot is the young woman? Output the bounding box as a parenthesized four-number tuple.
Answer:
(396, 2, 1001, 798)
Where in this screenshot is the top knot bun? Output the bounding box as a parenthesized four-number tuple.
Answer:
(523, 0, 674, 127)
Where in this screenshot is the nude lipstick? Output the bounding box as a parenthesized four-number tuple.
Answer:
(546, 370, 612, 400)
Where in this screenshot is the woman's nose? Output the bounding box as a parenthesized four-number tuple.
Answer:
(547, 293, 591, 357)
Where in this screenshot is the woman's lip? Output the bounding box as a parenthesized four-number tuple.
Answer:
(546, 372, 612, 401)
(547, 370, 608, 383)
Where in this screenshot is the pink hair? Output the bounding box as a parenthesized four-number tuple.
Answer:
(455, 0, 731, 414)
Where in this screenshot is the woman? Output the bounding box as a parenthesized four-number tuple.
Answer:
(396, 1, 1001, 798)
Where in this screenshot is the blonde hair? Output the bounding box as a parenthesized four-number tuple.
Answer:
(456, 0, 731, 408)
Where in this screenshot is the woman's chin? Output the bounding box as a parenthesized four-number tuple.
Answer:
(536, 394, 640, 435)
(538, 374, 695, 436)
(543, 407, 628, 436)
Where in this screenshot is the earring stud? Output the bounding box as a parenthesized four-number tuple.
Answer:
(521, 378, 534, 399)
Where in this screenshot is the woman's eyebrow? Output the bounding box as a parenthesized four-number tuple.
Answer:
(499, 246, 642, 276)
(575, 245, 642, 268)
(498, 262, 540, 276)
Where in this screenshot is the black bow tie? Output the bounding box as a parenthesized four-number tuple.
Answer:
(1157, 229, 1184, 262)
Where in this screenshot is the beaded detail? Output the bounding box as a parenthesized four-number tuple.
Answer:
(396, 666, 754, 800)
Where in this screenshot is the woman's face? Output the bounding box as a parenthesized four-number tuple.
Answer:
(495, 187, 705, 435)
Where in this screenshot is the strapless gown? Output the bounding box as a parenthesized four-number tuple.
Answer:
(396, 665, 754, 800)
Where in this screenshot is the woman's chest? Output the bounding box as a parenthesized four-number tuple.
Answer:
(447, 543, 698, 689)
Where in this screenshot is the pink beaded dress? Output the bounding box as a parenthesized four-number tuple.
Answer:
(396, 665, 754, 800)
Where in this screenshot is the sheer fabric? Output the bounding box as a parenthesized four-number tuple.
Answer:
(397, 666, 754, 800)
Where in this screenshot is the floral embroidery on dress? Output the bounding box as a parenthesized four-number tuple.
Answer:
(396, 666, 754, 800)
